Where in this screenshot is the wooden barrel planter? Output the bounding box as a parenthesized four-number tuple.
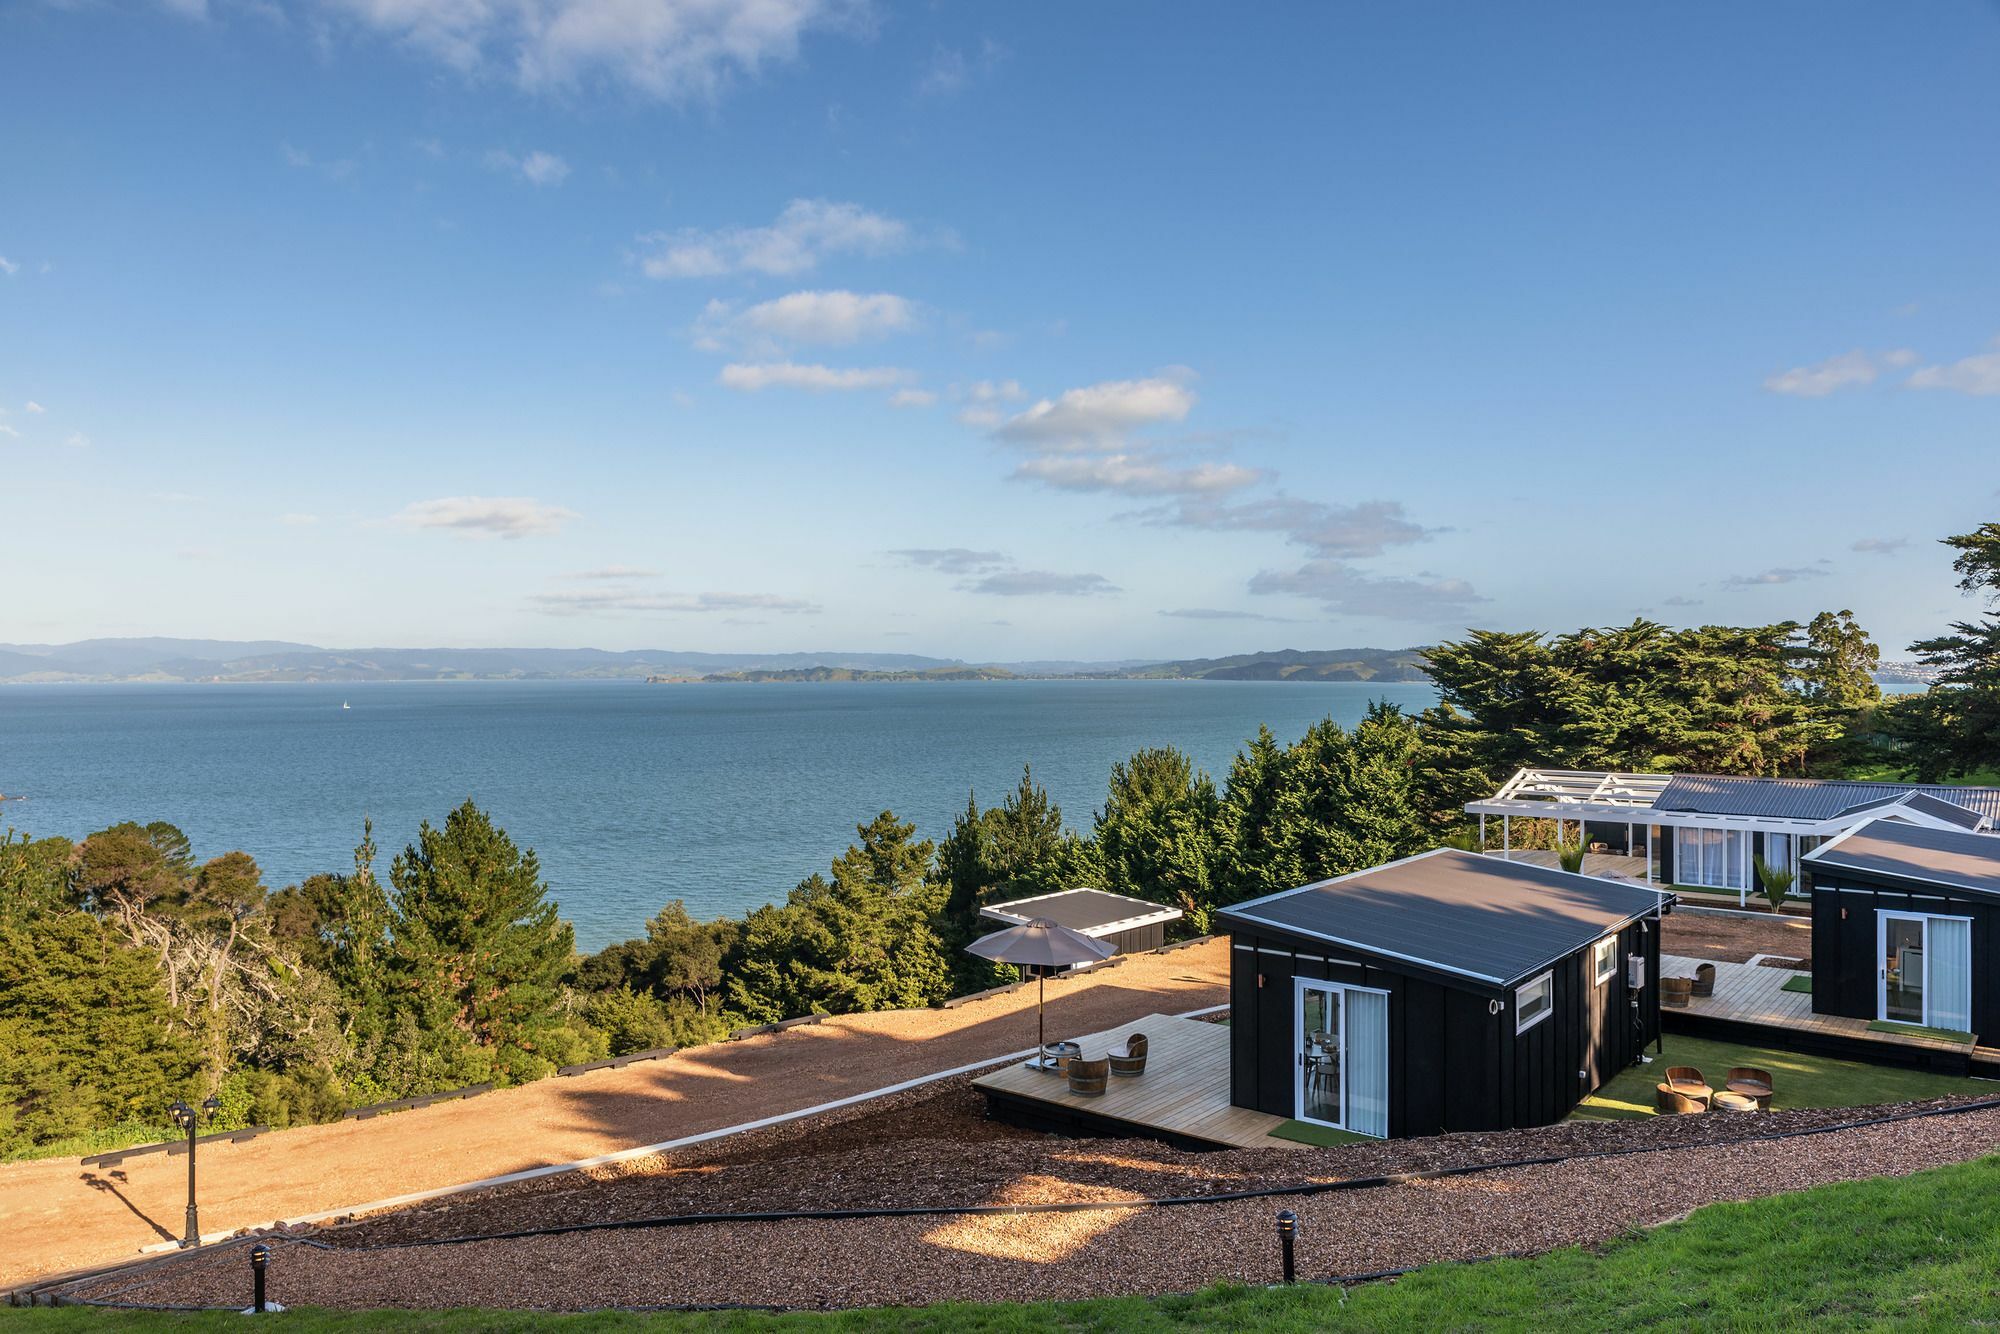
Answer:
(1067, 1057, 1109, 1098)
(1691, 962, 1716, 997)
(1661, 976, 1693, 1008)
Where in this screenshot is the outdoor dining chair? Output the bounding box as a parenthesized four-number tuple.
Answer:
(1724, 1066, 1774, 1110)
(1663, 1066, 1712, 1107)
(1108, 1033, 1148, 1077)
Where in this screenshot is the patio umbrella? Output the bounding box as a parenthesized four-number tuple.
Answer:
(967, 917, 1116, 1066)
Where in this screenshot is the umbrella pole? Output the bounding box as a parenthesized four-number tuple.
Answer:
(1037, 972, 1045, 1064)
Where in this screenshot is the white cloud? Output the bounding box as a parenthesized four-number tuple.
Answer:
(1248, 560, 1484, 620)
(640, 199, 911, 279)
(532, 587, 819, 615)
(486, 148, 571, 186)
(158, 0, 208, 16)
(0, 424, 18, 439)
(1159, 607, 1299, 623)
(1881, 348, 1920, 368)
(1722, 566, 1831, 588)
(393, 495, 578, 539)
(1150, 497, 1432, 559)
(25, 401, 45, 413)
(1908, 338, 2000, 396)
(889, 388, 937, 408)
(1763, 350, 1877, 397)
(1851, 537, 1907, 555)
(736, 290, 915, 344)
(315, 0, 858, 101)
(964, 379, 1025, 403)
(891, 548, 1008, 575)
(718, 362, 911, 392)
(995, 376, 1195, 448)
(0, 257, 17, 277)
(965, 569, 1119, 597)
(1662, 595, 1703, 608)
(1013, 453, 1262, 497)
(563, 564, 661, 579)
(917, 36, 1006, 97)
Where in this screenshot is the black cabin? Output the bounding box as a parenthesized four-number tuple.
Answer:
(1218, 849, 1669, 1138)
(1806, 820, 2000, 1042)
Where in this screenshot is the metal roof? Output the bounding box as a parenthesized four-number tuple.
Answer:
(979, 887, 1183, 936)
(1653, 774, 2000, 825)
(1806, 821, 2000, 899)
(1219, 849, 1670, 989)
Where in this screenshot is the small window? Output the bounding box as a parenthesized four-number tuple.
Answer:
(1516, 972, 1553, 1033)
(1592, 937, 1618, 986)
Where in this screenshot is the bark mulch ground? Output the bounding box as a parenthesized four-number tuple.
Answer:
(62, 1095, 2000, 1312)
(1662, 908, 1812, 964)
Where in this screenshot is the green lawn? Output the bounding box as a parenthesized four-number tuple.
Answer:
(10, 1154, 2000, 1329)
(1572, 1034, 1977, 1121)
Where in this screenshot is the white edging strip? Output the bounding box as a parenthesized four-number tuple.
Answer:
(142, 1002, 1231, 1253)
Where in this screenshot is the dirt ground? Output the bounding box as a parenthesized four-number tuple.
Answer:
(0, 941, 1228, 1289)
(63, 1096, 2000, 1312)
(1661, 908, 1812, 965)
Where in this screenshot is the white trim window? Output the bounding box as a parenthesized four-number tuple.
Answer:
(1516, 971, 1554, 1033)
(1674, 827, 1752, 891)
(1592, 936, 1618, 986)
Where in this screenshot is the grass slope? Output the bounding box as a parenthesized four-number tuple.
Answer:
(11, 1154, 2000, 1330)
(1572, 1035, 1975, 1121)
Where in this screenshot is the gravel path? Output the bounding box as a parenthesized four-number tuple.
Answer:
(1662, 909, 1811, 964)
(65, 1101, 2000, 1311)
(0, 941, 1227, 1287)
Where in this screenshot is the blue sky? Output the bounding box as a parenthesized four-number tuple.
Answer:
(3, 2, 1997, 660)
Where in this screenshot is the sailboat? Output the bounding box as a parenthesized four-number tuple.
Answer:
(341, 701, 351, 710)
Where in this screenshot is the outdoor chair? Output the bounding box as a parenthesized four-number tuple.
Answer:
(1655, 1085, 1706, 1115)
(1691, 963, 1716, 998)
(1067, 1056, 1110, 1098)
(1663, 1067, 1711, 1107)
(1108, 1033, 1148, 1078)
(1725, 1067, 1774, 1110)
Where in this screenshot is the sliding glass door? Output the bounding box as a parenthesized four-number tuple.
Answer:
(1878, 911, 1972, 1032)
(1295, 979, 1389, 1137)
(1673, 827, 1751, 891)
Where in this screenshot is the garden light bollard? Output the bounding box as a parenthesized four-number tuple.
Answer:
(1276, 1209, 1299, 1283)
(242, 1242, 284, 1314)
(250, 1244, 269, 1313)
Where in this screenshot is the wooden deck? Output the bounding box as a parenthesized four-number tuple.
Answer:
(1661, 953, 1976, 1064)
(972, 1013, 1302, 1151)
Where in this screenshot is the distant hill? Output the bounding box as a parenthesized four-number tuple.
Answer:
(0, 639, 1431, 684)
(1116, 648, 1432, 682)
(691, 666, 1022, 684)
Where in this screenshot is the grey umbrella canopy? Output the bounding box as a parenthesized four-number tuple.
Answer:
(966, 918, 1115, 1064)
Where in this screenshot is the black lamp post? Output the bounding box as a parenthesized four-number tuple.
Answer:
(168, 1094, 222, 1249)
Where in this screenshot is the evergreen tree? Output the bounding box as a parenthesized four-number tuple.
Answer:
(385, 801, 575, 1082)
(0, 913, 199, 1153)
(728, 811, 951, 1021)
(1095, 747, 1223, 929)
(0, 831, 78, 927)
(1899, 522, 2000, 778)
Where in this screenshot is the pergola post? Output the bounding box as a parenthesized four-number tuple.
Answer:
(1478, 812, 1486, 853)
(1502, 815, 1511, 858)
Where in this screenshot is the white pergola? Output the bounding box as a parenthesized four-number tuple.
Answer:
(1464, 768, 1989, 894)
(1464, 769, 1671, 875)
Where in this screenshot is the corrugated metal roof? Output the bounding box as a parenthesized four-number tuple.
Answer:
(1808, 821, 2000, 899)
(1654, 774, 2000, 824)
(980, 887, 1182, 934)
(1220, 849, 1669, 988)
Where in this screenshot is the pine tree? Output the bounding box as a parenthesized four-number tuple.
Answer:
(386, 801, 575, 1081)
(1900, 522, 2000, 778)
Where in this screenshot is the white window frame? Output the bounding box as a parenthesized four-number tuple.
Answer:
(1292, 977, 1391, 1135)
(1515, 971, 1554, 1033)
(1591, 936, 1618, 986)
